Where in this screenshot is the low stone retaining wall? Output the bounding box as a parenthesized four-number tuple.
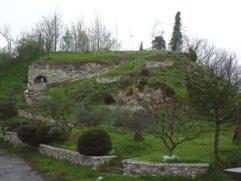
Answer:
(0, 131, 209, 176)
(39, 144, 116, 169)
(0, 131, 24, 145)
(122, 159, 209, 178)
(0, 131, 116, 169)
(18, 109, 55, 123)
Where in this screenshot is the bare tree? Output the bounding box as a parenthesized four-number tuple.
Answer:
(89, 16, 115, 51)
(71, 19, 89, 52)
(0, 24, 13, 54)
(183, 35, 207, 53)
(52, 11, 63, 52)
(145, 94, 204, 156)
(149, 104, 203, 156)
(33, 11, 63, 53)
(61, 27, 73, 51)
(32, 23, 46, 52)
(198, 45, 241, 89)
(39, 16, 55, 52)
(184, 35, 241, 89)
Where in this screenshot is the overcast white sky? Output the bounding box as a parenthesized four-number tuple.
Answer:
(0, 0, 241, 56)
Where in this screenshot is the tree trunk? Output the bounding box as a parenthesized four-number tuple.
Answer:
(169, 148, 174, 156)
(134, 131, 144, 142)
(214, 121, 221, 161)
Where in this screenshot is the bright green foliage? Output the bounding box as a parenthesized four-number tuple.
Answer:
(187, 66, 239, 160)
(169, 12, 183, 52)
(188, 48, 198, 62)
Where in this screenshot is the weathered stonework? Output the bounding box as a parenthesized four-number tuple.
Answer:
(0, 131, 24, 145)
(39, 144, 116, 169)
(28, 61, 113, 92)
(18, 109, 55, 123)
(96, 76, 121, 84)
(145, 61, 174, 69)
(24, 61, 118, 103)
(122, 159, 209, 178)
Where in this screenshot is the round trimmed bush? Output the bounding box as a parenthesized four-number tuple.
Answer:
(77, 129, 112, 156)
(35, 124, 51, 144)
(17, 124, 39, 146)
(17, 123, 51, 146)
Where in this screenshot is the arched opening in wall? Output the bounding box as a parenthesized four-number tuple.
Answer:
(34, 75, 47, 84)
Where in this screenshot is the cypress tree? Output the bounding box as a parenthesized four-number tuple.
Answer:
(139, 41, 143, 51)
(169, 11, 183, 52)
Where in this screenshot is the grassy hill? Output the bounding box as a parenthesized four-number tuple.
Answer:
(30, 51, 238, 162)
(45, 51, 188, 110)
(0, 51, 239, 181)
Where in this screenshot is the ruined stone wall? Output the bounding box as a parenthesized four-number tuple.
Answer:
(28, 62, 110, 91)
(0, 131, 24, 145)
(18, 109, 55, 123)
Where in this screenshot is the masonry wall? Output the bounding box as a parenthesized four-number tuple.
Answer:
(18, 109, 55, 123)
(122, 159, 209, 178)
(28, 62, 111, 91)
(0, 131, 116, 169)
(39, 144, 116, 169)
(0, 131, 24, 145)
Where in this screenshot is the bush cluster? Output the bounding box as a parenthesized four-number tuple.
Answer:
(103, 94, 115, 105)
(17, 124, 40, 146)
(0, 98, 17, 120)
(48, 126, 69, 143)
(17, 123, 68, 146)
(75, 107, 103, 128)
(77, 129, 112, 156)
(139, 65, 149, 76)
(188, 48, 198, 62)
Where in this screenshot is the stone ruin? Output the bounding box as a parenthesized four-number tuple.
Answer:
(24, 60, 113, 103)
(24, 59, 174, 104)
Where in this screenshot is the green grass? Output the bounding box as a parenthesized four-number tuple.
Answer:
(0, 57, 36, 103)
(42, 51, 169, 64)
